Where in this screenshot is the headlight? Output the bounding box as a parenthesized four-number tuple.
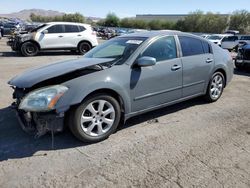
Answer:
(19, 85, 68, 112)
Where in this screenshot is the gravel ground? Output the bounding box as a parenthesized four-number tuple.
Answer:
(0, 37, 250, 188)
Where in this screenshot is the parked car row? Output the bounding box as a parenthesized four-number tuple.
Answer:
(94, 27, 147, 40)
(0, 21, 23, 36)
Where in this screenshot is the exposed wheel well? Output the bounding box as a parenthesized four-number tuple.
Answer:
(214, 69, 227, 87)
(77, 40, 92, 49)
(20, 40, 41, 50)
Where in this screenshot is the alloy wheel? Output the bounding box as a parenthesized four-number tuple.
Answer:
(80, 100, 115, 137)
(210, 74, 224, 100)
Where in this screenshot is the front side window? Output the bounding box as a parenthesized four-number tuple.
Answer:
(179, 36, 204, 57)
(47, 25, 64, 33)
(141, 36, 177, 62)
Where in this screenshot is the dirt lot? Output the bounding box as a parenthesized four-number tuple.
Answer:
(0, 37, 250, 188)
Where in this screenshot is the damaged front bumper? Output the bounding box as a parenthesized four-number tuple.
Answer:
(7, 35, 23, 51)
(12, 102, 65, 138)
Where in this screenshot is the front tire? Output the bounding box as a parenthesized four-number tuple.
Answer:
(69, 94, 121, 143)
(20, 42, 39, 57)
(205, 72, 225, 102)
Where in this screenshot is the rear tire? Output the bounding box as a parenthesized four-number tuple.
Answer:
(205, 72, 225, 102)
(69, 94, 121, 143)
(20, 42, 39, 57)
(78, 42, 91, 55)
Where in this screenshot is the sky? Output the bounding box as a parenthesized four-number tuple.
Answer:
(0, 0, 249, 18)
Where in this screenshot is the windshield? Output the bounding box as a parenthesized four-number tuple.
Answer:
(84, 37, 147, 65)
(30, 24, 47, 32)
(208, 35, 223, 40)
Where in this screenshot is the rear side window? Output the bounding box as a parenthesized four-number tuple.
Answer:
(142, 36, 177, 62)
(179, 36, 204, 56)
(79, 26, 86, 32)
(47, 25, 64, 33)
(202, 41, 212, 54)
(64, 25, 80, 33)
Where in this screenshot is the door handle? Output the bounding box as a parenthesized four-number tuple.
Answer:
(206, 58, 213, 63)
(58, 35, 64, 38)
(77, 34, 82, 37)
(171, 65, 181, 71)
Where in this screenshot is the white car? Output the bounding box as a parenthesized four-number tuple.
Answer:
(207, 34, 232, 46)
(8, 22, 98, 56)
(221, 35, 239, 51)
(221, 35, 250, 51)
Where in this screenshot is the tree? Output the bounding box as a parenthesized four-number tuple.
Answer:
(229, 10, 250, 34)
(104, 13, 120, 27)
(30, 13, 85, 23)
(175, 11, 228, 33)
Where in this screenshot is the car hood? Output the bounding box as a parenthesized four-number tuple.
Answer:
(8, 57, 114, 88)
(18, 32, 33, 38)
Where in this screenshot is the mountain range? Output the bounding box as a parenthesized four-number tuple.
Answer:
(0, 9, 65, 20)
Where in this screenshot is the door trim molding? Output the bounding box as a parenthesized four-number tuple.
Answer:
(134, 86, 182, 101)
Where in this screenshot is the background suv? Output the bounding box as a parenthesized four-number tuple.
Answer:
(221, 35, 250, 51)
(8, 22, 98, 56)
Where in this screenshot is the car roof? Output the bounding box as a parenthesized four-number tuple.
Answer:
(118, 30, 207, 40)
(46, 22, 90, 27)
(210, 34, 232, 37)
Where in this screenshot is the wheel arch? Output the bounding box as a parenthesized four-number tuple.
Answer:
(20, 40, 41, 50)
(64, 88, 128, 124)
(213, 68, 227, 87)
(83, 88, 125, 113)
(77, 40, 92, 48)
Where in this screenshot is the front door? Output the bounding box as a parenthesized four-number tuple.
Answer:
(130, 36, 183, 112)
(39, 24, 67, 49)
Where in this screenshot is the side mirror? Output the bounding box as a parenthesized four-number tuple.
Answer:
(136, 56, 156, 67)
(42, 30, 48, 34)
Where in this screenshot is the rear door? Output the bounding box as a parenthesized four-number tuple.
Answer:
(178, 36, 214, 97)
(63, 24, 83, 47)
(130, 36, 183, 112)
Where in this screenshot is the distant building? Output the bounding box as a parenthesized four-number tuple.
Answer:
(136, 14, 230, 22)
